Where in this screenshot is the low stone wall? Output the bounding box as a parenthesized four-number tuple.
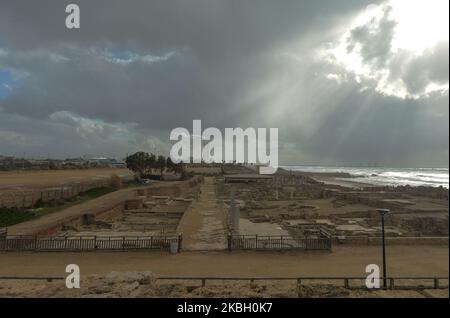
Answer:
(333, 236, 449, 246)
(96, 202, 125, 221)
(185, 166, 222, 175)
(136, 176, 204, 197)
(0, 180, 111, 209)
(28, 202, 126, 238)
(7, 176, 204, 237)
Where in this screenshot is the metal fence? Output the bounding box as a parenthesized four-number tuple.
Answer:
(0, 275, 447, 292)
(0, 235, 182, 252)
(228, 235, 332, 251)
(158, 276, 449, 291)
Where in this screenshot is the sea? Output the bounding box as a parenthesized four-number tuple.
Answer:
(281, 166, 449, 189)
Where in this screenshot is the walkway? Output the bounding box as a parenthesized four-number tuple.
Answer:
(178, 177, 228, 250)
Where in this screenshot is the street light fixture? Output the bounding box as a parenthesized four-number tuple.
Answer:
(377, 208, 390, 289)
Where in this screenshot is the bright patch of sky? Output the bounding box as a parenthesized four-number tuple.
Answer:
(49, 110, 135, 140)
(0, 68, 17, 100)
(389, 0, 449, 54)
(98, 48, 176, 65)
(323, 0, 449, 99)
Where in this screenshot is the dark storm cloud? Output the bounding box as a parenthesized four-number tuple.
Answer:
(0, 0, 448, 167)
(347, 5, 397, 67)
(0, 0, 378, 126)
(295, 83, 449, 167)
(397, 41, 450, 95)
(344, 4, 449, 96)
(233, 57, 449, 167)
(0, 0, 376, 53)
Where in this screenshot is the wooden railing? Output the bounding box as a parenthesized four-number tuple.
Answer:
(0, 235, 182, 252)
(228, 235, 332, 251)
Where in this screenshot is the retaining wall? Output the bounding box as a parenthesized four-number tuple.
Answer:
(0, 180, 112, 209)
(6, 176, 203, 237)
(333, 236, 449, 246)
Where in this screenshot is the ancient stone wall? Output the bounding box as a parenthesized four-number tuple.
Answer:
(29, 202, 126, 237)
(0, 180, 111, 209)
(334, 236, 449, 246)
(136, 176, 204, 197)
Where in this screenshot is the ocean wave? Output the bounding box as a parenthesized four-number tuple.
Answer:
(282, 166, 449, 189)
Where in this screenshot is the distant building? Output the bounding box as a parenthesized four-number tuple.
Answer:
(111, 162, 127, 168)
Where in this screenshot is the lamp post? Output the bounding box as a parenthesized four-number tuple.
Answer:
(377, 208, 390, 289)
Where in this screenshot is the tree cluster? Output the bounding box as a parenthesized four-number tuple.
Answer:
(125, 152, 184, 178)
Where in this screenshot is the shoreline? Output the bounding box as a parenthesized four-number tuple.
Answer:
(285, 170, 448, 189)
(309, 176, 374, 189)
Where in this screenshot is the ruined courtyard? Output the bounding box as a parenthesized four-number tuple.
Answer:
(0, 166, 448, 297)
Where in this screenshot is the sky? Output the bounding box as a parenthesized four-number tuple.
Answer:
(0, 0, 448, 167)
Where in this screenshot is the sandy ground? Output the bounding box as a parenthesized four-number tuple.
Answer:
(239, 218, 290, 236)
(0, 245, 447, 277)
(0, 168, 133, 190)
(0, 246, 447, 298)
(1, 275, 448, 298)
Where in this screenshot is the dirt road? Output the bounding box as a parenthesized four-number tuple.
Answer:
(0, 245, 447, 277)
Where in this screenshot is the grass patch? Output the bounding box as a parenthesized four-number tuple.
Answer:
(0, 208, 36, 227)
(80, 187, 117, 199)
(0, 187, 117, 228)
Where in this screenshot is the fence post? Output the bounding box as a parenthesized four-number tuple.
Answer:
(297, 278, 302, 298)
(227, 234, 232, 252)
(202, 279, 206, 287)
(390, 278, 395, 290)
(255, 235, 258, 249)
(344, 278, 349, 289)
(434, 278, 439, 289)
(178, 234, 182, 253)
